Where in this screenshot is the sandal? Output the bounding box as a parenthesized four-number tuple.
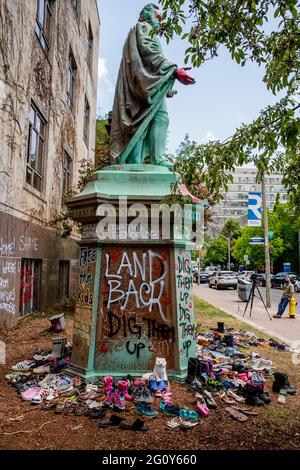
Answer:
(89, 408, 106, 419)
(119, 418, 148, 432)
(196, 400, 209, 417)
(231, 405, 259, 416)
(227, 389, 246, 403)
(54, 400, 66, 414)
(98, 414, 125, 427)
(74, 403, 88, 416)
(220, 392, 235, 404)
(65, 404, 77, 415)
(225, 406, 248, 422)
(179, 409, 199, 421)
(41, 401, 57, 411)
(203, 389, 217, 409)
(166, 418, 181, 429)
(179, 419, 199, 430)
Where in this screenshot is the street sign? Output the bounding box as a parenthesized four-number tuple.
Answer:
(249, 237, 265, 244)
(268, 231, 274, 239)
(248, 192, 262, 227)
(244, 255, 249, 261)
(283, 262, 291, 273)
(246, 260, 250, 265)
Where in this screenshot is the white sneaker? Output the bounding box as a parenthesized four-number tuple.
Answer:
(33, 365, 51, 374)
(31, 388, 50, 404)
(45, 388, 59, 401)
(38, 373, 57, 387)
(12, 360, 36, 371)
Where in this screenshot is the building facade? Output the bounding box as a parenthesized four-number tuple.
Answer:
(212, 167, 288, 229)
(0, 0, 100, 327)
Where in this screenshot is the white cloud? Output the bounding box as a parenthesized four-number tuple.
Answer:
(98, 57, 108, 79)
(201, 129, 216, 143)
(97, 57, 115, 115)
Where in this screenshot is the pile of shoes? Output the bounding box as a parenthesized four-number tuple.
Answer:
(185, 322, 297, 418)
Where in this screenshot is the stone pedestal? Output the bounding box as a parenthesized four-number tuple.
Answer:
(66, 164, 198, 381)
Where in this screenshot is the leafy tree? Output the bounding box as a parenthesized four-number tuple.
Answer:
(269, 201, 299, 271)
(221, 218, 241, 239)
(232, 225, 284, 270)
(204, 236, 228, 266)
(160, 0, 300, 202)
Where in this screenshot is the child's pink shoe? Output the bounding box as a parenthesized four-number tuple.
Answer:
(103, 376, 114, 394)
(117, 380, 132, 401)
(21, 386, 41, 401)
(196, 402, 209, 417)
(161, 391, 172, 403)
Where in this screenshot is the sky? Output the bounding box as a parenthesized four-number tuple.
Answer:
(96, 0, 279, 154)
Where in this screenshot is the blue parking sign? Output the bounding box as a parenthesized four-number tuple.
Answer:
(248, 192, 262, 227)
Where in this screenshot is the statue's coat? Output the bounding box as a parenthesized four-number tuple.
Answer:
(110, 21, 177, 164)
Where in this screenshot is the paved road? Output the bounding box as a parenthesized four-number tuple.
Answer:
(193, 282, 300, 345)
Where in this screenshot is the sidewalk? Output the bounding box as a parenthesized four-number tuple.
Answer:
(193, 284, 300, 346)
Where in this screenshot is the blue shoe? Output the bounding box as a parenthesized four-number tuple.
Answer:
(136, 403, 158, 417)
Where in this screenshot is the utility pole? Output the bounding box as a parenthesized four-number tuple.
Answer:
(197, 253, 201, 286)
(227, 236, 231, 271)
(298, 229, 300, 274)
(262, 176, 271, 308)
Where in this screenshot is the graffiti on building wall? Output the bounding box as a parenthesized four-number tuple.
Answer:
(0, 235, 39, 320)
(175, 247, 196, 366)
(95, 246, 174, 371)
(72, 246, 97, 368)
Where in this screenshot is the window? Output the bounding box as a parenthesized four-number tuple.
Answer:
(26, 103, 46, 192)
(59, 261, 69, 300)
(67, 50, 77, 111)
(63, 151, 72, 197)
(87, 22, 94, 69)
(19, 259, 42, 316)
(83, 96, 90, 146)
(35, 0, 53, 54)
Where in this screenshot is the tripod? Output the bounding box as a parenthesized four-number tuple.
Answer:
(243, 278, 272, 321)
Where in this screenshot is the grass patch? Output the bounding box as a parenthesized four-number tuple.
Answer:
(268, 409, 289, 421)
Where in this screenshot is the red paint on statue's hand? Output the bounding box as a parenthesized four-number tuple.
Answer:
(174, 67, 196, 85)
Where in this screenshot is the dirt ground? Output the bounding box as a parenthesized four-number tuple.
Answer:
(0, 299, 300, 451)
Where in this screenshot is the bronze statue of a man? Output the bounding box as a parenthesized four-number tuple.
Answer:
(109, 3, 195, 169)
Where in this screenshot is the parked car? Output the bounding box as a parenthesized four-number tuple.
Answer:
(255, 273, 275, 287)
(193, 271, 209, 283)
(294, 278, 300, 292)
(271, 272, 297, 289)
(237, 271, 254, 279)
(205, 266, 218, 274)
(208, 271, 238, 290)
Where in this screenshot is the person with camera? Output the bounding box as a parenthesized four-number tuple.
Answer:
(273, 276, 294, 318)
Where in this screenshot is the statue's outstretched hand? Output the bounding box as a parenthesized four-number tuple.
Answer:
(174, 67, 196, 85)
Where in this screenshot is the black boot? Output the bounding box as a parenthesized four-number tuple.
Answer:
(185, 358, 198, 384)
(258, 391, 272, 404)
(245, 383, 265, 406)
(185, 358, 204, 392)
(272, 372, 296, 395)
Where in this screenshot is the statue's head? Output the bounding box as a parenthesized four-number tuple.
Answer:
(139, 3, 162, 30)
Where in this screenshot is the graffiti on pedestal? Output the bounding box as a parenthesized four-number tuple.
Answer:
(72, 246, 97, 368)
(175, 247, 196, 367)
(95, 247, 173, 371)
